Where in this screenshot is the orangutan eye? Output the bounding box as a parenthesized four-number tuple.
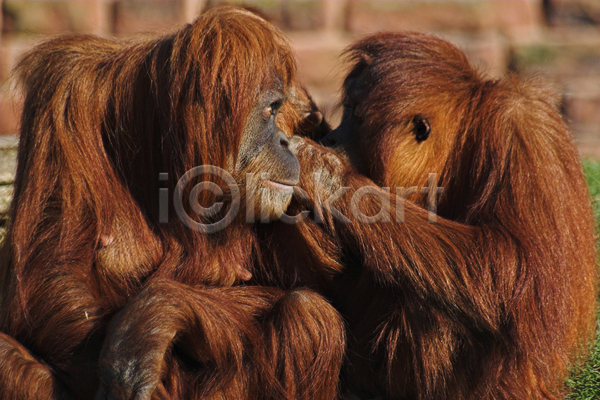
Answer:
(346, 104, 363, 123)
(262, 100, 282, 121)
(261, 105, 273, 120)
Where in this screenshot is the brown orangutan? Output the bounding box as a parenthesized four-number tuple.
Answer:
(254, 32, 598, 400)
(0, 7, 344, 400)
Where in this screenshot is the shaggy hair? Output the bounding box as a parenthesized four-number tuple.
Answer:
(257, 32, 598, 400)
(0, 7, 344, 400)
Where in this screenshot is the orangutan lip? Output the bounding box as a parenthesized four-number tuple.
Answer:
(264, 180, 296, 190)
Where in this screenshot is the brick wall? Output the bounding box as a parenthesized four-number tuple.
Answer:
(1, 0, 599, 157)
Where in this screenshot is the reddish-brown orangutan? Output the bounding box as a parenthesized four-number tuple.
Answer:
(0, 7, 344, 400)
(255, 32, 598, 400)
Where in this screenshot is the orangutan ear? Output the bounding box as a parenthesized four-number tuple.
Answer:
(412, 114, 431, 143)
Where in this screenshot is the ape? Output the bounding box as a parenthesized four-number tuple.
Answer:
(256, 33, 598, 400)
(0, 7, 344, 400)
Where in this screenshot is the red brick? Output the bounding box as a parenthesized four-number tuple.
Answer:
(0, 43, 11, 84)
(565, 95, 600, 126)
(113, 0, 184, 35)
(545, 0, 600, 27)
(346, 1, 542, 37)
(2, 1, 108, 35)
(183, 0, 207, 22)
(290, 32, 352, 127)
(205, 0, 282, 27)
(294, 45, 344, 90)
(0, 37, 36, 84)
(489, 0, 543, 38)
(0, 94, 22, 136)
(346, 1, 486, 34)
(3, 0, 70, 34)
(448, 33, 509, 79)
(280, 0, 325, 31)
(322, 0, 348, 32)
(205, 0, 324, 31)
(511, 39, 600, 78)
(573, 124, 600, 157)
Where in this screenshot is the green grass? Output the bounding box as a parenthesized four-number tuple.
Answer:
(583, 159, 600, 221)
(566, 159, 600, 399)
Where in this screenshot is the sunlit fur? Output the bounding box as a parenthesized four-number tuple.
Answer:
(334, 32, 598, 399)
(258, 32, 598, 400)
(0, 7, 344, 400)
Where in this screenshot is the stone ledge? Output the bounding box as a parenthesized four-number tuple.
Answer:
(0, 135, 17, 216)
(0, 185, 13, 214)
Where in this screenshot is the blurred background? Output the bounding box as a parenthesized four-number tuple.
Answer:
(0, 0, 599, 213)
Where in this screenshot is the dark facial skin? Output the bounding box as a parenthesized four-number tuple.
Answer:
(234, 87, 301, 221)
(320, 77, 369, 175)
